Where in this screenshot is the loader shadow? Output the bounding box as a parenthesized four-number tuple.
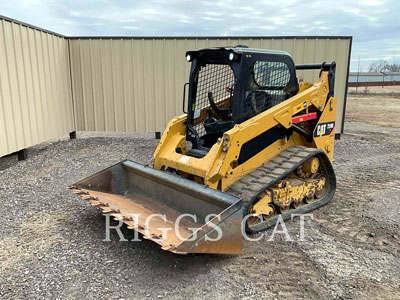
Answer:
(79, 211, 235, 273)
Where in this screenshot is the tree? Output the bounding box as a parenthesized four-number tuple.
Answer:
(386, 63, 400, 72)
(368, 60, 400, 72)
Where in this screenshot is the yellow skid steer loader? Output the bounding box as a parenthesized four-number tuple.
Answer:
(70, 46, 337, 254)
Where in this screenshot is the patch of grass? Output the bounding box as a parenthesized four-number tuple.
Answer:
(0, 211, 67, 274)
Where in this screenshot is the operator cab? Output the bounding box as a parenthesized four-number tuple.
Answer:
(184, 46, 299, 158)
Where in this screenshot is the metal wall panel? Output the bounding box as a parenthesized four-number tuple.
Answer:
(0, 18, 75, 157)
(70, 37, 351, 134)
(0, 14, 351, 158)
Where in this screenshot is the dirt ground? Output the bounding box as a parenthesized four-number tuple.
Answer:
(1, 95, 400, 299)
(348, 86, 400, 93)
(345, 94, 400, 127)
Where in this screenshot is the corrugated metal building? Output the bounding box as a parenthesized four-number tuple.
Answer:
(0, 17, 74, 158)
(0, 15, 352, 158)
(69, 37, 352, 134)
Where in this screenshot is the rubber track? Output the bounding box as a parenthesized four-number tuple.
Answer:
(227, 146, 337, 233)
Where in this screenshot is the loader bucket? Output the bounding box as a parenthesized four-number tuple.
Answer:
(70, 160, 243, 254)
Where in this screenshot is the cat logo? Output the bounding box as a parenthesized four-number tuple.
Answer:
(314, 121, 335, 137)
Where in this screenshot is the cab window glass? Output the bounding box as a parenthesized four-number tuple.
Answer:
(253, 61, 290, 88)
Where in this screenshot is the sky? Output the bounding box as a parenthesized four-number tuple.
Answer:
(1, 0, 399, 71)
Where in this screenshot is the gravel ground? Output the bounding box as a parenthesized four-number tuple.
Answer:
(0, 120, 400, 300)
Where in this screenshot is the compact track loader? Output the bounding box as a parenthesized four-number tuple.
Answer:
(70, 46, 337, 254)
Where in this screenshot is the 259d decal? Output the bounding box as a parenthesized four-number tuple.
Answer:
(314, 122, 335, 137)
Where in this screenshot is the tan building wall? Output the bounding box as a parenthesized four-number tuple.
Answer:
(0, 15, 351, 158)
(0, 17, 75, 157)
(69, 37, 351, 134)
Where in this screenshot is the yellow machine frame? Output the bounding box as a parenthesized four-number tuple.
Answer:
(153, 71, 337, 192)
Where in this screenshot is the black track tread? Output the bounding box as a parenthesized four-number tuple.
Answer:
(227, 146, 336, 233)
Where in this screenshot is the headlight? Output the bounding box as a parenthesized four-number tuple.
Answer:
(186, 54, 191, 62)
(229, 53, 235, 61)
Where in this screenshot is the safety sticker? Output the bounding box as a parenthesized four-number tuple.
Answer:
(194, 108, 201, 119)
(294, 101, 307, 114)
(179, 155, 190, 164)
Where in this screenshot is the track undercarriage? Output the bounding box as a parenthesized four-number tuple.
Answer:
(228, 146, 336, 233)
